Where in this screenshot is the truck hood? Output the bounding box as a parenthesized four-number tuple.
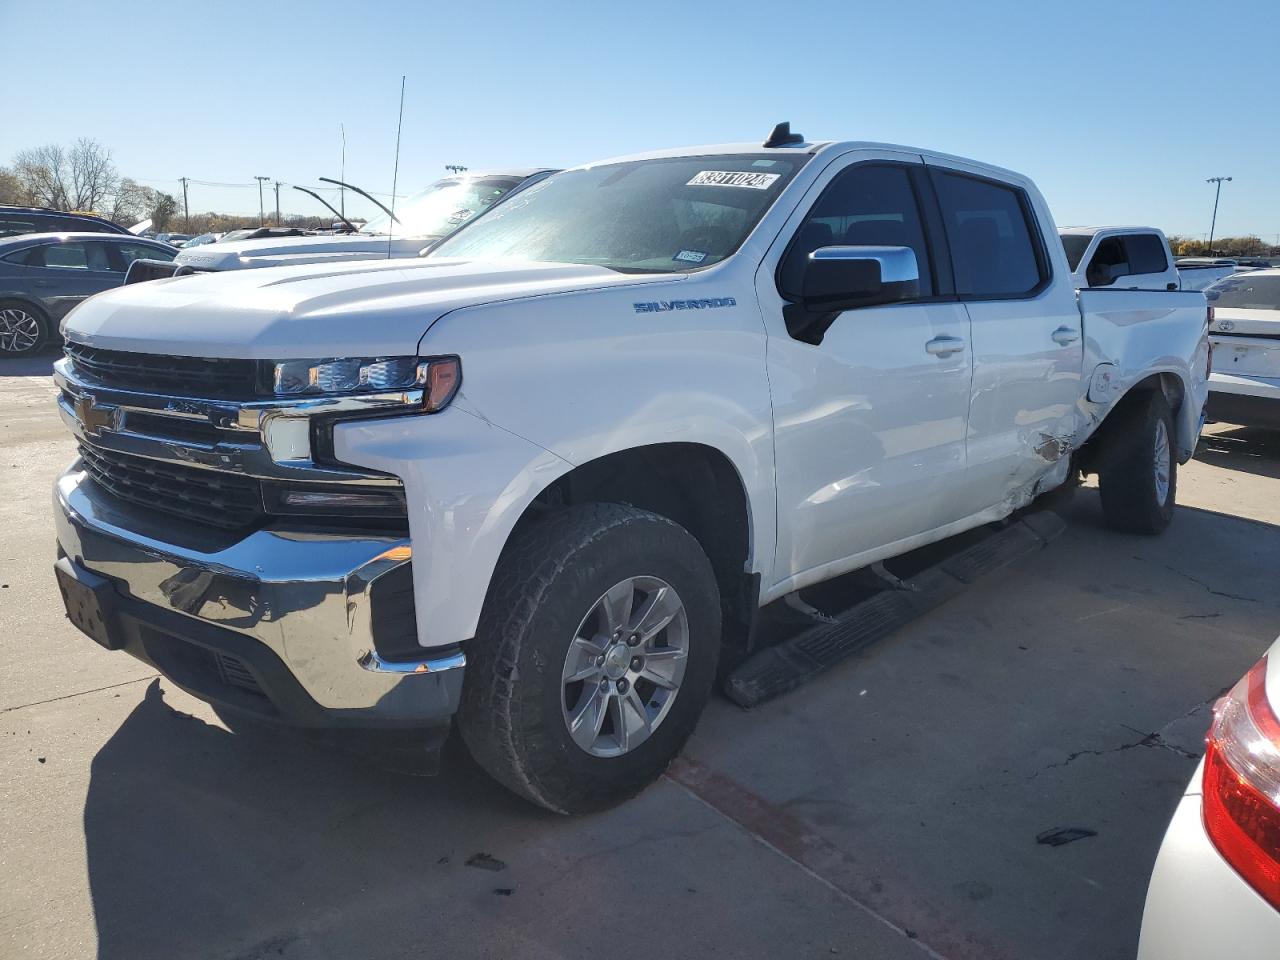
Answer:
(174, 233, 431, 271)
(62, 258, 683, 358)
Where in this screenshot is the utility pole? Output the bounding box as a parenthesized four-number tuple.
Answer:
(445, 164, 468, 175)
(340, 123, 346, 219)
(179, 177, 190, 232)
(273, 180, 282, 226)
(1205, 176, 1232, 256)
(254, 175, 270, 227)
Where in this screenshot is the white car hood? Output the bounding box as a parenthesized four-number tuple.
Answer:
(174, 233, 431, 270)
(63, 257, 681, 358)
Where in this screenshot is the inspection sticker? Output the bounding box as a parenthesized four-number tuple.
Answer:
(687, 170, 780, 190)
(673, 249, 707, 264)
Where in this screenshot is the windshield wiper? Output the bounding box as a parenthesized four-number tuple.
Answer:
(292, 186, 359, 233)
(318, 177, 400, 225)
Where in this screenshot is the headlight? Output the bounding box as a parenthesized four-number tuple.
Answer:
(271, 355, 461, 412)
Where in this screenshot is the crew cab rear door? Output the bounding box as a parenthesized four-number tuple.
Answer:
(923, 159, 1083, 516)
(758, 151, 973, 592)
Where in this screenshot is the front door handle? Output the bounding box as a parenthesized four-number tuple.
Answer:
(925, 335, 966, 358)
(1051, 326, 1080, 346)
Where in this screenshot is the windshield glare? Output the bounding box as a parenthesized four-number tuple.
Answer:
(428, 155, 805, 273)
(1060, 233, 1093, 271)
(1206, 274, 1280, 310)
(361, 176, 522, 238)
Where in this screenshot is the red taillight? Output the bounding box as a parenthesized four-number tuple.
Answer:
(1203, 655, 1280, 910)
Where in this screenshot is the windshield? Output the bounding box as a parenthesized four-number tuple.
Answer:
(429, 154, 806, 273)
(1206, 274, 1280, 310)
(1060, 233, 1093, 270)
(360, 175, 523, 238)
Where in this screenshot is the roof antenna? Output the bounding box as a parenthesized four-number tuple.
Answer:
(387, 75, 406, 259)
(763, 121, 804, 148)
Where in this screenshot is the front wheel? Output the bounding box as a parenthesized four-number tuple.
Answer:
(459, 503, 721, 814)
(1097, 391, 1177, 534)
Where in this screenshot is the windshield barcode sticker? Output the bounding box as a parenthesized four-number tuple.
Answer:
(687, 170, 780, 190)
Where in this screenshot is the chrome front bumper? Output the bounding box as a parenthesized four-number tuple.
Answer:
(54, 465, 464, 725)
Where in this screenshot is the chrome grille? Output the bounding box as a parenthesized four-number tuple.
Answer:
(78, 443, 263, 530)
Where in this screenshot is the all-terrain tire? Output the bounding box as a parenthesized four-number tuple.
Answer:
(1097, 390, 1177, 534)
(459, 503, 721, 814)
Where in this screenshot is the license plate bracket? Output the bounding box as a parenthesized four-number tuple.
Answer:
(54, 557, 124, 650)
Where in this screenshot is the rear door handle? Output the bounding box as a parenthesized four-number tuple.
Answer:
(925, 335, 966, 358)
(1052, 326, 1080, 346)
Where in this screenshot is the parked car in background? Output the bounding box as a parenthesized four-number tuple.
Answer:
(1178, 258, 1244, 291)
(0, 233, 176, 355)
(164, 169, 555, 274)
(155, 233, 192, 248)
(1204, 268, 1280, 427)
(181, 232, 224, 248)
(1137, 634, 1280, 960)
(217, 227, 313, 244)
(1060, 226, 1179, 290)
(51, 129, 1209, 812)
(0, 206, 131, 240)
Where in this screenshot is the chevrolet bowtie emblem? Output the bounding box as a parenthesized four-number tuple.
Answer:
(73, 394, 120, 436)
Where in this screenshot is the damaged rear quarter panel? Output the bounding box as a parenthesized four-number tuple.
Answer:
(1077, 288, 1210, 462)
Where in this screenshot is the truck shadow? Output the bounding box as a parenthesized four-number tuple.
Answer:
(1196, 425, 1280, 479)
(82, 681, 541, 960)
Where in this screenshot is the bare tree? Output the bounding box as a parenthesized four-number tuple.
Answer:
(12, 144, 70, 209)
(105, 178, 153, 226)
(68, 138, 118, 211)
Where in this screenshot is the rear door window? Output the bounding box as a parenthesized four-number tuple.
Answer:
(1124, 234, 1168, 275)
(931, 171, 1046, 298)
(36, 242, 90, 269)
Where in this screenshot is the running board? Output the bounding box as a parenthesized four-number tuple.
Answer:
(724, 511, 1068, 708)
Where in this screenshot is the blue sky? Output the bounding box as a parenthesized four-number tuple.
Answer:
(1, 0, 1276, 240)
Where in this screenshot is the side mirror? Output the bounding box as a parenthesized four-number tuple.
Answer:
(802, 245, 920, 312)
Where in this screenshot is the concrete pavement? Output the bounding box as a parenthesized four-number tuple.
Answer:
(2, 356, 1276, 959)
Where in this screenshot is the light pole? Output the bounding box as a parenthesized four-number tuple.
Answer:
(445, 164, 468, 175)
(179, 177, 190, 232)
(1206, 176, 1232, 256)
(254, 175, 271, 227)
(273, 180, 282, 226)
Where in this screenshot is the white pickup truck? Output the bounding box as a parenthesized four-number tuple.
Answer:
(1060, 226, 1180, 290)
(52, 126, 1210, 813)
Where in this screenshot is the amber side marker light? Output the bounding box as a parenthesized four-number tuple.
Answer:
(421, 356, 461, 413)
(1203, 654, 1280, 911)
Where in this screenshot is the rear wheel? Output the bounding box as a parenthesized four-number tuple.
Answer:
(0, 300, 50, 356)
(1097, 391, 1177, 534)
(459, 503, 721, 814)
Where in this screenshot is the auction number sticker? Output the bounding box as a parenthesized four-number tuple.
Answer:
(687, 170, 780, 190)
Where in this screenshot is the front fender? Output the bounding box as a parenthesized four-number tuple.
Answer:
(334, 406, 573, 650)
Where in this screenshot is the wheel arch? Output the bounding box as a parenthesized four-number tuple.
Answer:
(1079, 371, 1188, 471)
(507, 441, 761, 661)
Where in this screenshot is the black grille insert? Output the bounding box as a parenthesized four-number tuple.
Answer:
(65, 341, 260, 399)
(79, 443, 264, 530)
